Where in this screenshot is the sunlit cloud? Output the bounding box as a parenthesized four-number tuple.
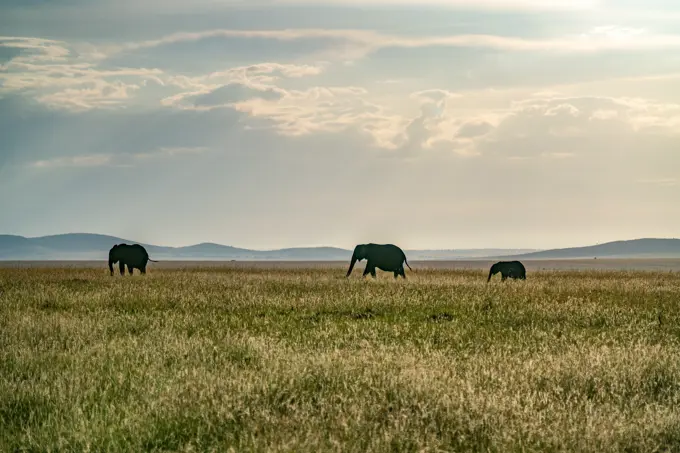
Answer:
(30, 154, 114, 168)
(114, 27, 680, 63)
(28, 147, 210, 169)
(2, 0, 680, 248)
(274, 0, 599, 8)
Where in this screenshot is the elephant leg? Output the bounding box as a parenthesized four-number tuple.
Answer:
(363, 260, 373, 278)
(501, 274, 507, 281)
(140, 266, 147, 275)
(394, 270, 399, 279)
(119, 262, 125, 276)
(127, 265, 134, 275)
(400, 267, 406, 279)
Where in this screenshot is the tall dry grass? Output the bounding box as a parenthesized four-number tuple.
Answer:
(1, 266, 679, 452)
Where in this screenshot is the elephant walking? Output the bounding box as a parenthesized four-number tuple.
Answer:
(487, 260, 526, 282)
(345, 243, 412, 279)
(108, 243, 158, 276)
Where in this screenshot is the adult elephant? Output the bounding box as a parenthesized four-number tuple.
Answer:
(487, 260, 526, 282)
(345, 243, 412, 279)
(108, 243, 158, 276)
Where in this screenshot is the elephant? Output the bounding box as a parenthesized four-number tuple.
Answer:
(487, 260, 526, 282)
(345, 243, 412, 279)
(108, 243, 158, 276)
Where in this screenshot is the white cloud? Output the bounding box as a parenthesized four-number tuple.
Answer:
(199, 70, 679, 162)
(134, 147, 209, 159)
(2, 33, 326, 112)
(161, 62, 322, 110)
(28, 147, 209, 169)
(225, 0, 600, 10)
(114, 27, 680, 64)
(31, 155, 114, 168)
(4, 22, 680, 115)
(0, 37, 71, 63)
(0, 37, 164, 111)
(579, 25, 646, 40)
(231, 85, 386, 137)
(73, 0, 604, 13)
(36, 80, 141, 111)
(468, 96, 680, 164)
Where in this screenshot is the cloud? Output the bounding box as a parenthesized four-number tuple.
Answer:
(211, 82, 464, 153)
(470, 96, 680, 162)
(0, 36, 163, 111)
(1, 33, 324, 112)
(231, 85, 387, 136)
(2, 2, 679, 249)
(410, 89, 460, 104)
(3, 21, 680, 160)
(28, 147, 210, 169)
(112, 27, 680, 65)
(0, 96, 246, 171)
(362, 92, 680, 160)
(196, 84, 282, 106)
(36, 80, 141, 111)
(165, 62, 324, 90)
(456, 121, 495, 138)
(0, 0, 603, 15)
(131, 0, 599, 11)
(4, 22, 680, 117)
(165, 83, 284, 110)
(159, 62, 320, 109)
(276, 0, 598, 8)
(132, 146, 210, 159)
(196, 71, 680, 163)
(30, 154, 114, 168)
(0, 37, 70, 63)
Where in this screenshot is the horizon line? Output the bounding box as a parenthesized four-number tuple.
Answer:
(2, 232, 680, 253)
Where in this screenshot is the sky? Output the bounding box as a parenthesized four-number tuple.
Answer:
(0, 0, 679, 250)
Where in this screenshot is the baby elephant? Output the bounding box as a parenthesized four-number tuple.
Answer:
(487, 260, 526, 282)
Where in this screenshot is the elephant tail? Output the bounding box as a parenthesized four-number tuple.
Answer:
(404, 256, 412, 271)
(148, 258, 159, 262)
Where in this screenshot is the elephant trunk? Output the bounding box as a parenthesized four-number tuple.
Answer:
(487, 268, 494, 283)
(108, 258, 115, 276)
(346, 253, 358, 278)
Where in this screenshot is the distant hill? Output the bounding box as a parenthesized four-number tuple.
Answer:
(0, 233, 539, 261)
(496, 238, 680, 260)
(2, 234, 678, 261)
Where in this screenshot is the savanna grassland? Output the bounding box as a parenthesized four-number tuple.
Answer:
(2, 263, 680, 452)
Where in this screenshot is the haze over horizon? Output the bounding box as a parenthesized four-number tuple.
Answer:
(1, 231, 678, 253)
(1, 0, 678, 250)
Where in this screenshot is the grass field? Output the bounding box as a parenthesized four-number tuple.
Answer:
(2, 262, 680, 452)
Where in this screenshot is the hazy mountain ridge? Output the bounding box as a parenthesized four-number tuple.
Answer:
(0, 233, 538, 261)
(496, 238, 680, 260)
(1, 234, 678, 261)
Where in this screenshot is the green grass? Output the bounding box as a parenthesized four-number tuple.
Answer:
(1, 266, 680, 452)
